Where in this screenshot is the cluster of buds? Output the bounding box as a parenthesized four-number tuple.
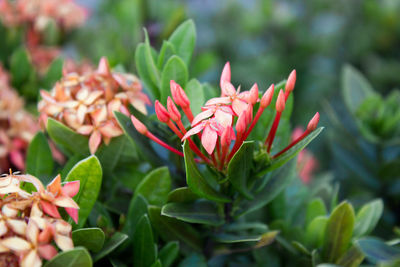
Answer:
(0, 171, 80, 266)
(38, 57, 151, 154)
(0, 65, 38, 173)
(131, 62, 320, 171)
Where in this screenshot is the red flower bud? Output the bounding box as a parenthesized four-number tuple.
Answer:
(307, 112, 320, 131)
(170, 80, 190, 108)
(221, 126, 233, 147)
(167, 97, 181, 122)
(97, 57, 111, 76)
(155, 100, 170, 123)
(131, 115, 148, 135)
(236, 110, 247, 134)
(260, 84, 274, 108)
(249, 83, 259, 105)
(276, 90, 286, 113)
(285, 70, 296, 94)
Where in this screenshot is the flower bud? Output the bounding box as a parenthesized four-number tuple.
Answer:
(221, 126, 233, 147)
(285, 70, 296, 94)
(155, 100, 170, 123)
(236, 110, 247, 134)
(249, 83, 259, 105)
(97, 57, 111, 76)
(131, 115, 148, 135)
(170, 80, 190, 108)
(220, 62, 231, 89)
(260, 84, 274, 108)
(276, 90, 286, 113)
(307, 112, 320, 131)
(167, 97, 181, 122)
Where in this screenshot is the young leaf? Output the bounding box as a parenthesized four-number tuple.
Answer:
(66, 155, 103, 228)
(157, 40, 176, 69)
(353, 199, 383, 237)
(183, 141, 230, 203)
(144, 31, 161, 87)
(336, 246, 364, 267)
(305, 216, 328, 248)
(168, 19, 196, 65)
(159, 241, 179, 267)
(135, 166, 171, 206)
(26, 132, 54, 183)
(228, 141, 254, 199)
(46, 118, 89, 156)
(72, 228, 105, 253)
(133, 215, 157, 267)
(161, 200, 224, 226)
(355, 237, 400, 264)
(135, 43, 159, 99)
(306, 198, 327, 225)
(122, 195, 148, 238)
(44, 247, 92, 267)
(185, 79, 205, 115)
(167, 187, 199, 203)
(93, 232, 128, 262)
(322, 201, 355, 263)
(160, 55, 188, 104)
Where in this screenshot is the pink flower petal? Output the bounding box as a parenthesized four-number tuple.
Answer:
(38, 244, 58, 260)
(182, 123, 204, 141)
(220, 62, 231, 89)
(99, 122, 123, 138)
(201, 125, 218, 154)
(221, 82, 236, 96)
(53, 196, 79, 209)
(40, 201, 61, 219)
(47, 174, 62, 195)
(76, 88, 89, 101)
(65, 207, 79, 224)
(191, 109, 214, 126)
(215, 109, 233, 127)
(232, 99, 248, 116)
(89, 130, 102, 154)
(77, 125, 94, 135)
(205, 97, 231, 106)
(84, 90, 103, 105)
(61, 181, 80, 197)
(9, 150, 25, 170)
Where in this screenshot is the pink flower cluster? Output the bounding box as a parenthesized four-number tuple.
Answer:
(131, 62, 320, 171)
(0, 172, 80, 266)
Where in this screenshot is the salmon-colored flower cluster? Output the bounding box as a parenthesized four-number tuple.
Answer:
(131, 62, 320, 171)
(0, 65, 38, 173)
(0, 171, 80, 266)
(38, 57, 151, 154)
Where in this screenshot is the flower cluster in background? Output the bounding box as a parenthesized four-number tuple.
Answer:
(0, 64, 38, 173)
(0, 172, 79, 266)
(39, 58, 150, 154)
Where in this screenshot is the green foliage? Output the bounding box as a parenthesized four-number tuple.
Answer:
(135, 166, 171, 206)
(44, 247, 92, 267)
(26, 132, 54, 184)
(72, 228, 105, 253)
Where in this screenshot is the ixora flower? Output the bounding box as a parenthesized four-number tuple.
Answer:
(0, 65, 38, 173)
(0, 171, 80, 266)
(131, 62, 320, 171)
(38, 57, 151, 154)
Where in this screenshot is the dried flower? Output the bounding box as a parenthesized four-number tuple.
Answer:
(0, 171, 80, 266)
(38, 57, 151, 154)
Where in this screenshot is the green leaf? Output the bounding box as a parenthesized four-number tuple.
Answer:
(178, 253, 207, 267)
(66, 155, 102, 228)
(167, 187, 199, 203)
(322, 201, 355, 263)
(266, 127, 324, 172)
(135, 43, 159, 98)
(135, 167, 171, 206)
(148, 206, 203, 252)
(160, 55, 188, 104)
(44, 247, 92, 267)
(306, 198, 327, 226)
(43, 57, 63, 89)
(72, 228, 105, 253)
(342, 65, 376, 114)
(336, 246, 364, 267)
(214, 233, 263, 243)
(144, 31, 161, 86)
(355, 237, 400, 264)
(183, 141, 230, 203)
(236, 159, 296, 217)
(46, 118, 89, 156)
(305, 216, 328, 248)
(228, 141, 254, 199)
(353, 199, 383, 237)
(133, 215, 157, 267)
(150, 260, 162, 267)
(185, 79, 204, 115)
(93, 232, 128, 262)
(292, 241, 311, 255)
(161, 200, 224, 226)
(168, 19, 196, 65)
(122, 195, 148, 238)
(26, 132, 54, 183)
(159, 241, 179, 267)
(157, 40, 176, 68)
(96, 136, 132, 172)
(10, 47, 32, 87)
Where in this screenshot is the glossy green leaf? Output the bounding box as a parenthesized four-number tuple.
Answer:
(10, 47, 32, 87)
(266, 127, 324, 172)
(305, 216, 328, 248)
(168, 19, 196, 65)
(306, 198, 327, 225)
(167, 187, 199, 203)
(26, 132, 54, 183)
(144, 31, 161, 87)
(93, 232, 128, 262)
(336, 246, 364, 267)
(72, 228, 105, 253)
(355, 237, 400, 264)
(96, 135, 133, 172)
(66, 155, 102, 228)
(185, 79, 204, 115)
(44, 247, 92, 267)
(161, 200, 224, 226)
(215, 233, 263, 243)
(148, 206, 203, 252)
(183, 141, 230, 203)
(342, 65, 376, 114)
(135, 43, 159, 98)
(133, 215, 157, 267)
(160, 55, 188, 103)
(159, 241, 179, 267)
(46, 118, 89, 156)
(135, 167, 171, 206)
(122, 195, 148, 238)
(353, 199, 383, 237)
(42, 57, 63, 89)
(228, 141, 254, 199)
(157, 40, 176, 68)
(322, 202, 355, 262)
